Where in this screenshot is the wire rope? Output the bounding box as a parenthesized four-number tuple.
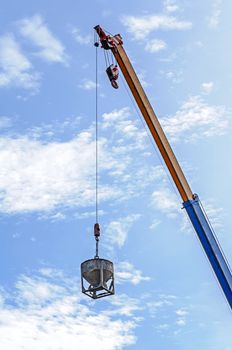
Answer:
(93, 32, 101, 258)
(95, 42, 99, 225)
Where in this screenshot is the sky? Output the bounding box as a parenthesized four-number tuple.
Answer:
(0, 0, 231, 349)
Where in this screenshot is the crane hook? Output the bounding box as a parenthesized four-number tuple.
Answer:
(106, 64, 119, 89)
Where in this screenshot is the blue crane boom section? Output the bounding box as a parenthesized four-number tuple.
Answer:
(184, 196, 232, 308)
(94, 25, 232, 309)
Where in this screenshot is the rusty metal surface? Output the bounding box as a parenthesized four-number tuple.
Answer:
(81, 258, 113, 274)
(81, 258, 115, 299)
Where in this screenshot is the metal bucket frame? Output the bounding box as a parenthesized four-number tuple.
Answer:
(81, 258, 115, 299)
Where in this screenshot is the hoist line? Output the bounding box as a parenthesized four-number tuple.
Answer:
(95, 40, 99, 225)
(93, 31, 100, 259)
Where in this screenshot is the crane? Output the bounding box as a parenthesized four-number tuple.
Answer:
(94, 25, 232, 309)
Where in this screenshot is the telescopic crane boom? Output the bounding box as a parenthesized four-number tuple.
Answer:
(94, 25, 232, 309)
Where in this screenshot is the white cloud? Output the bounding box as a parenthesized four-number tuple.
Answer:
(0, 132, 123, 213)
(151, 188, 179, 218)
(0, 34, 40, 90)
(166, 71, 174, 79)
(46, 211, 67, 221)
(208, 0, 222, 28)
(116, 261, 151, 285)
(201, 81, 214, 95)
(164, 69, 183, 84)
(160, 96, 229, 142)
(107, 294, 142, 317)
(0, 271, 138, 350)
(102, 107, 147, 149)
(39, 267, 64, 278)
(156, 323, 170, 331)
(121, 14, 192, 40)
(149, 219, 161, 230)
(176, 308, 188, 316)
(0, 107, 164, 215)
(78, 79, 98, 90)
(200, 200, 224, 230)
(105, 214, 141, 248)
(19, 15, 68, 64)
(28, 116, 82, 140)
(75, 209, 105, 219)
(176, 318, 186, 326)
(102, 107, 131, 125)
(147, 297, 174, 315)
(71, 27, 91, 45)
(145, 39, 167, 53)
(16, 275, 65, 304)
(175, 307, 189, 327)
(146, 295, 191, 333)
(163, 0, 179, 13)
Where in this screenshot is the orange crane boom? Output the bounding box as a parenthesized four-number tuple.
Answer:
(95, 25, 192, 202)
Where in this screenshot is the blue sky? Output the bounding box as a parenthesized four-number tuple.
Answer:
(0, 0, 231, 349)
